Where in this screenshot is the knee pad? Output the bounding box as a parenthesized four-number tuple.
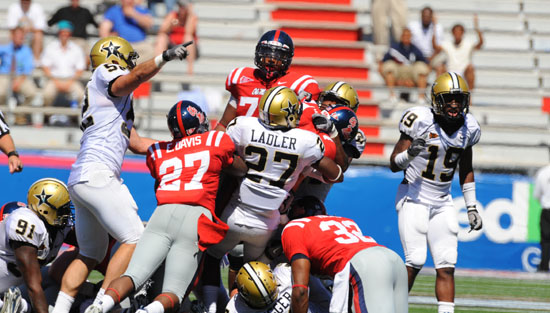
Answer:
(406, 249, 427, 269)
(434, 249, 457, 269)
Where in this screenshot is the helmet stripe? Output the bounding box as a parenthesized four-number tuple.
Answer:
(273, 29, 281, 41)
(449, 72, 459, 89)
(332, 81, 346, 92)
(176, 101, 186, 137)
(263, 86, 286, 125)
(243, 263, 271, 304)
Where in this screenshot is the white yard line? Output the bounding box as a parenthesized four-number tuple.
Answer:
(410, 296, 550, 310)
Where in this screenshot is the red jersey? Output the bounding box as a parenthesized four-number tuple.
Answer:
(225, 67, 320, 117)
(298, 101, 336, 160)
(282, 215, 380, 277)
(146, 130, 235, 212)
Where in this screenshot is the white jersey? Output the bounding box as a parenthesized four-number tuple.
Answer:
(0, 208, 70, 275)
(68, 63, 135, 186)
(226, 263, 329, 313)
(226, 116, 324, 211)
(398, 106, 481, 205)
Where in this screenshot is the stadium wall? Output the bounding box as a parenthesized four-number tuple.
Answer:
(1, 152, 544, 272)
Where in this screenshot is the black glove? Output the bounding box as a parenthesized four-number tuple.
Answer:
(162, 40, 193, 61)
(467, 206, 483, 231)
(407, 137, 426, 157)
(312, 113, 337, 137)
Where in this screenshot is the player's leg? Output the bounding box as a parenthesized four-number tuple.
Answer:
(397, 197, 429, 291)
(92, 180, 144, 298)
(153, 205, 212, 313)
(428, 204, 459, 313)
(52, 183, 109, 313)
(202, 204, 244, 313)
(241, 227, 276, 262)
(96, 204, 176, 313)
(348, 246, 408, 313)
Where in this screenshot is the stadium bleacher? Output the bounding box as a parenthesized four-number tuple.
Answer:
(0, 0, 548, 173)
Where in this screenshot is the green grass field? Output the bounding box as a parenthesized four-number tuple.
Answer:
(89, 269, 550, 312)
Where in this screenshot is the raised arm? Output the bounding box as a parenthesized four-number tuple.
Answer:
(473, 14, 484, 50)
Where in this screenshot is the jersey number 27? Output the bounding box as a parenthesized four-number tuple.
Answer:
(158, 151, 210, 191)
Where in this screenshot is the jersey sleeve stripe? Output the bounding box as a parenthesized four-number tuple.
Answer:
(147, 145, 155, 161)
(231, 67, 246, 85)
(214, 131, 224, 147)
(226, 67, 238, 88)
(296, 78, 318, 93)
(290, 75, 312, 90)
(154, 142, 162, 159)
(206, 130, 215, 146)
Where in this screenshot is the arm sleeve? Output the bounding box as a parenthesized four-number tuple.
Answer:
(95, 64, 127, 97)
(87, 9, 99, 27)
(398, 107, 427, 138)
(218, 132, 236, 168)
(103, 6, 116, 23)
(0, 110, 10, 137)
(281, 225, 309, 262)
(47, 10, 61, 26)
(225, 117, 243, 152)
(146, 145, 158, 179)
(6, 213, 45, 248)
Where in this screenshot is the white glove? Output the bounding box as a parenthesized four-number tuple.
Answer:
(407, 137, 426, 157)
(467, 206, 483, 231)
(312, 113, 338, 138)
(162, 40, 193, 61)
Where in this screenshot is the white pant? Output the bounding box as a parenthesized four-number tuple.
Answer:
(69, 170, 144, 262)
(397, 188, 458, 269)
(206, 201, 277, 261)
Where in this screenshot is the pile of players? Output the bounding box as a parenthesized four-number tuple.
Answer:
(0, 28, 482, 313)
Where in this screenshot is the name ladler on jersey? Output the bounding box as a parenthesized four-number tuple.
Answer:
(166, 136, 202, 153)
(251, 129, 296, 150)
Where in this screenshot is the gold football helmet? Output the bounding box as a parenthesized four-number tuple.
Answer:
(318, 81, 359, 112)
(90, 36, 139, 70)
(431, 72, 470, 121)
(27, 178, 72, 228)
(236, 262, 278, 309)
(259, 86, 301, 129)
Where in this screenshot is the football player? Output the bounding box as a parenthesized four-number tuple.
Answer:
(294, 81, 365, 202)
(215, 30, 321, 131)
(51, 37, 193, 313)
(85, 101, 247, 313)
(282, 198, 408, 313)
(0, 178, 73, 313)
(202, 86, 343, 313)
(226, 262, 330, 313)
(0, 109, 23, 174)
(389, 72, 482, 313)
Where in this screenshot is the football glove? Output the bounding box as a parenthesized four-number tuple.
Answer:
(467, 206, 483, 232)
(407, 137, 426, 157)
(312, 113, 338, 138)
(162, 40, 193, 61)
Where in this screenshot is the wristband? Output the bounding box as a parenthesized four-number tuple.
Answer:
(393, 150, 412, 170)
(154, 54, 167, 68)
(292, 284, 308, 289)
(7, 151, 19, 158)
(327, 164, 342, 182)
(462, 182, 477, 209)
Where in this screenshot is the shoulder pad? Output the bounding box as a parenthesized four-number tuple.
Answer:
(225, 67, 254, 89)
(464, 113, 481, 146)
(398, 106, 434, 138)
